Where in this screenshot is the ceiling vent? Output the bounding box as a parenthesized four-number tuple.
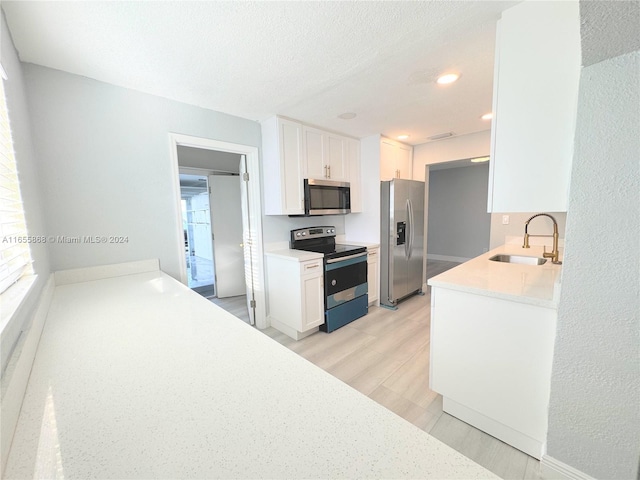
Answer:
(427, 132, 455, 141)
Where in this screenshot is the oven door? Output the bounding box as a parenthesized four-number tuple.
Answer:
(304, 179, 351, 215)
(325, 252, 368, 309)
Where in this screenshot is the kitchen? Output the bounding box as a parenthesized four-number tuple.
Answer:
(1, 1, 638, 480)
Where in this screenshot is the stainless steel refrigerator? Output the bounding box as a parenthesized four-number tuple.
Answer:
(380, 179, 425, 308)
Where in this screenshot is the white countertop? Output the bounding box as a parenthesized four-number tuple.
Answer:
(428, 244, 563, 308)
(5, 269, 497, 479)
(264, 248, 323, 261)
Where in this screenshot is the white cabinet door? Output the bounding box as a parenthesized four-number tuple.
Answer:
(380, 140, 397, 181)
(304, 127, 348, 181)
(430, 287, 556, 458)
(301, 271, 325, 331)
(380, 138, 413, 181)
(488, 1, 580, 212)
(303, 126, 326, 180)
(396, 144, 412, 180)
(326, 133, 348, 181)
(266, 255, 324, 339)
(262, 117, 304, 215)
(367, 247, 379, 305)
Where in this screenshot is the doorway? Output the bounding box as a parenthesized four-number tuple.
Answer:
(169, 134, 266, 329)
(180, 173, 215, 297)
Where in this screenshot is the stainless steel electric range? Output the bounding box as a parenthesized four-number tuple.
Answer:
(290, 226, 368, 332)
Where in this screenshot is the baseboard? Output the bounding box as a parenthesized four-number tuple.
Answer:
(269, 317, 318, 341)
(1, 274, 55, 474)
(540, 455, 596, 480)
(54, 258, 160, 285)
(426, 254, 471, 263)
(443, 397, 543, 459)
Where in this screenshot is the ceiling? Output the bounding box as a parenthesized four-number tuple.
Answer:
(2, 1, 519, 145)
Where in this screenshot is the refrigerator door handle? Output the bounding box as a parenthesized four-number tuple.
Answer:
(405, 199, 410, 258)
(407, 199, 413, 259)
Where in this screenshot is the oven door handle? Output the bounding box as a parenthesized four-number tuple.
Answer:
(326, 252, 368, 264)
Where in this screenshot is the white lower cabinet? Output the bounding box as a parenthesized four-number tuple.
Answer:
(430, 287, 556, 459)
(266, 254, 324, 340)
(367, 246, 379, 305)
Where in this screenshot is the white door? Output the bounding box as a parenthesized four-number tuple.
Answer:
(209, 174, 245, 298)
(239, 157, 256, 325)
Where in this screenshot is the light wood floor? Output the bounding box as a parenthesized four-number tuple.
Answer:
(260, 259, 543, 480)
(209, 295, 251, 324)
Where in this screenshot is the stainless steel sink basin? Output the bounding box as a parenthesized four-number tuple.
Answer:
(489, 254, 547, 265)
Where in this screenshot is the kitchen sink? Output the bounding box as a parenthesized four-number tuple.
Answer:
(489, 254, 547, 265)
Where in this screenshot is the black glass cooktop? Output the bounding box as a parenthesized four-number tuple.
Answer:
(295, 243, 366, 259)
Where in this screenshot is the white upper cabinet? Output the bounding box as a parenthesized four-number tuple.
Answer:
(262, 116, 361, 215)
(487, 0, 581, 212)
(262, 116, 305, 215)
(346, 137, 362, 213)
(303, 126, 348, 182)
(380, 137, 413, 181)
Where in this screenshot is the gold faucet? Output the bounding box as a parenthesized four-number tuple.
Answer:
(523, 213, 562, 264)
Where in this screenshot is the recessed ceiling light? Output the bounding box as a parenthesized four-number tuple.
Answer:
(338, 112, 356, 120)
(471, 156, 490, 163)
(481, 112, 493, 121)
(397, 134, 410, 140)
(436, 73, 460, 85)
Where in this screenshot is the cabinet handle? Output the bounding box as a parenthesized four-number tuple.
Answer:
(328, 165, 331, 178)
(324, 165, 328, 178)
(306, 264, 319, 269)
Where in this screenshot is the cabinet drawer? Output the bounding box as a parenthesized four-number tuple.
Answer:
(301, 259, 323, 275)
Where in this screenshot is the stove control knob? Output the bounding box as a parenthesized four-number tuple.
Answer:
(301, 232, 306, 236)
(331, 279, 337, 286)
(296, 232, 302, 237)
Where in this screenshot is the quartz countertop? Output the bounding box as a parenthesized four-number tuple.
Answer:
(4, 268, 497, 479)
(428, 244, 563, 308)
(264, 248, 323, 262)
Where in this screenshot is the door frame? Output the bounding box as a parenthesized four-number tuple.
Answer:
(168, 133, 267, 329)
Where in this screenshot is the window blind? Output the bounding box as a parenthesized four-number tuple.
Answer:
(0, 71, 32, 294)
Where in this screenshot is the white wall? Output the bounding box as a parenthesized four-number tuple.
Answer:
(427, 165, 491, 261)
(545, 4, 640, 477)
(412, 130, 491, 180)
(22, 64, 261, 280)
(0, 13, 50, 370)
(489, 212, 566, 250)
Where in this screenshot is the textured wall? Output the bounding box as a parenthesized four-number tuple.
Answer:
(546, 49, 640, 479)
(580, 1, 640, 67)
(427, 164, 491, 259)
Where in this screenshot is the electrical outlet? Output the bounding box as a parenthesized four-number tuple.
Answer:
(502, 215, 510, 225)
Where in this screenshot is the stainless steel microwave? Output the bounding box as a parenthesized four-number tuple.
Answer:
(303, 179, 351, 216)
